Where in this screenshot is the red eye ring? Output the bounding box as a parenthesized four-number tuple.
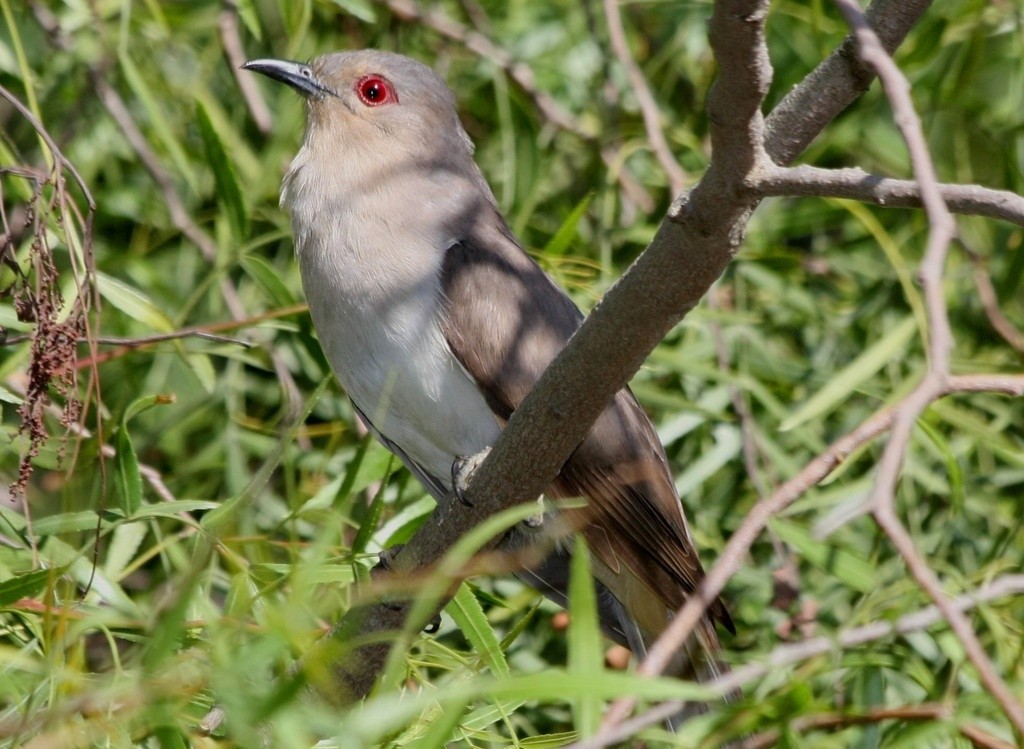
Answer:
(356, 75, 397, 107)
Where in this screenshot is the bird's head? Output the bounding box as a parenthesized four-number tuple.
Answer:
(243, 50, 473, 164)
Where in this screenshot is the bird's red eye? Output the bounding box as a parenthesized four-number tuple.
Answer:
(356, 75, 397, 107)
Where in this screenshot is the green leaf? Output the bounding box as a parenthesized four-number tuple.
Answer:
(97, 273, 175, 332)
(31, 511, 105, 536)
(460, 698, 528, 731)
(115, 394, 175, 515)
(770, 518, 875, 593)
(330, 0, 377, 22)
(240, 254, 296, 308)
(519, 733, 579, 748)
(234, 0, 263, 40)
(567, 535, 602, 737)
(104, 522, 148, 581)
(197, 101, 248, 241)
(351, 466, 391, 556)
(186, 352, 217, 393)
(0, 568, 54, 606)
(129, 500, 219, 519)
(202, 375, 332, 534)
(542, 193, 593, 256)
(446, 582, 509, 676)
(115, 419, 143, 515)
(780, 316, 917, 432)
(42, 537, 142, 618)
(403, 698, 470, 749)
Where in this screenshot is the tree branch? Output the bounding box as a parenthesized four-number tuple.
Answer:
(763, 0, 933, 166)
(750, 164, 1024, 226)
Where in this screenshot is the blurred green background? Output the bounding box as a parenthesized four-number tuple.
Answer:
(1, 1, 1022, 747)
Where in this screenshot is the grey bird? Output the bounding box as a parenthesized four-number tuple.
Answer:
(244, 50, 733, 687)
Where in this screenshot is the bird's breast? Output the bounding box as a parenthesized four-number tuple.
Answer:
(291, 200, 501, 486)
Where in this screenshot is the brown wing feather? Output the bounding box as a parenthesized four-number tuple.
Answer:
(439, 205, 732, 634)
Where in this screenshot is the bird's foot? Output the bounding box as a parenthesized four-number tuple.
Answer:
(522, 496, 546, 529)
(376, 544, 404, 572)
(451, 447, 492, 507)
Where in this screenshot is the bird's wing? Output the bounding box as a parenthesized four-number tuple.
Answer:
(438, 206, 732, 633)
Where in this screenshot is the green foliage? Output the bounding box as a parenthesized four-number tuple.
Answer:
(1, 0, 1022, 747)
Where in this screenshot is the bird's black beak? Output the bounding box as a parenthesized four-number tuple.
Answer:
(242, 58, 334, 98)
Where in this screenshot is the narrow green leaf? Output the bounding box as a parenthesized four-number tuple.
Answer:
(197, 101, 248, 241)
(42, 537, 142, 618)
(770, 519, 875, 593)
(186, 352, 217, 393)
(519, 733, 579, 748)
(542, 193, 592, 256)
(499, 598, 543, 652)
(97, 272, 175, 332)
(916, 418, 965, 512)
(31, 511, 105, 536)
(404, 697, 470, 749)
(115, 394, 174, 515)
(0, 569, 53, 606)
(129, 500, 219, 519)
(460, 699, 528, 731)
(202, 375, 332, 533)
(104, 522, 148, 581)
(567, 535, 602, 737)
(115, 422, 143, 515)
(447, 582, 509, 676)
(346, 671, 708, 746)
(351, 456, 393, 555)
(253, 562, 356, 586)
(330, 0, 377, 22)
(780, 316, 917, 432)
(240, 254, 296, 308)
(234, 0, 263, 40)
(377, 501, 552, 693)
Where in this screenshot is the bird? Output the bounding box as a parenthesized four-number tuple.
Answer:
(243, 50, 733, 690)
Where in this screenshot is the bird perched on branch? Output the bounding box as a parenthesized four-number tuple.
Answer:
(244, 49, 733, 693)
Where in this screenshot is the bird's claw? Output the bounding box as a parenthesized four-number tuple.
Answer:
(451, 447, 492, 507)
(376, 544, 404, 572)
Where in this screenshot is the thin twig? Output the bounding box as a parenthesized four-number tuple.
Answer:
(0, 85, 95, 210)
(602, 0, 687, 194)
(73, 304, 308, 369)
(219, 0, 272, 135)
(959, 239, 1024, 352)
